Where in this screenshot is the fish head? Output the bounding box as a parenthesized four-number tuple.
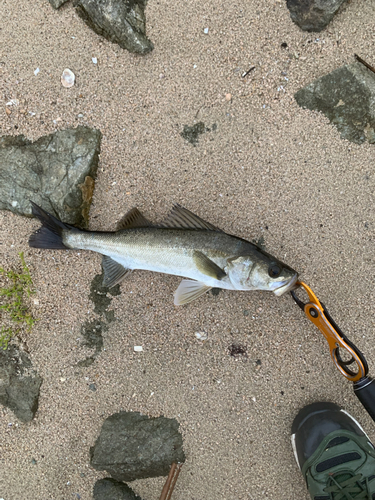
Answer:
(226, 251, 298, 296)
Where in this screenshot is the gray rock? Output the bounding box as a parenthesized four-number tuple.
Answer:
(0, 127, 101, 228)
(295, 62, 375, 144)
(0, 345, 42, 422)
(90, 411, 185, 481)
(74, 0, 153, 54)
(286, 0, 347, 32)
(93, 478, 143, 500)
(48, 0, 70, 9)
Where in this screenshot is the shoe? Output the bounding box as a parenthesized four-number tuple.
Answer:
(291, 402, 375, 499)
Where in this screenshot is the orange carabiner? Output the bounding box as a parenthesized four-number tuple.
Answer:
(291, 282, 368, 382)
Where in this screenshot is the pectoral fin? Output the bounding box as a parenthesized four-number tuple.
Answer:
(174, 280, 212, 306)
(193, 251, 226, 280)
(102, 255, 132, 288)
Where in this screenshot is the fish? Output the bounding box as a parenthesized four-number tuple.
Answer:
(28, 202, 298, 305)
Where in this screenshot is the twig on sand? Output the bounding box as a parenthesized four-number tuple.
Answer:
(355, 54, 375, 75)
(159, 462, 183, 500)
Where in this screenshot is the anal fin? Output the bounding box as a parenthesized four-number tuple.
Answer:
(174, 280, 212, 306)
(102, 255, 132, 288)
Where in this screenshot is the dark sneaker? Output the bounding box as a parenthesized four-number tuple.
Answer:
(291, 402, 375, 499)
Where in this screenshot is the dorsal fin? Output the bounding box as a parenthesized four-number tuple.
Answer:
(116, 207, 151, 230)
(159, 204, 223, 231)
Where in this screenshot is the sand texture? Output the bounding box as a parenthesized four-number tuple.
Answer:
(1, 0, 375, 498)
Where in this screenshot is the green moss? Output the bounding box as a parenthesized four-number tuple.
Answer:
(0, 252, 36, 349)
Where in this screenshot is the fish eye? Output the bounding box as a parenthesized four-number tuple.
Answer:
(268, 263, 281, 278)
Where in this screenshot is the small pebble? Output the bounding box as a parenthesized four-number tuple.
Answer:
(31, 458, 37, 465)
(60, 377, 66, 382)
(5, 108, 11, 116)
(34, 68, 40, 76)
(92, 57, 97, 64)
(61, 68, 75, 88)
(243, 309, 250, 316)
(204, 27, 209, 34)
(77, 114, 84, 118)
(225, 93, 232, 101)
(195, 332, 208, 341)
(89, 383, 97, 391)
(134, 346, 143, 352)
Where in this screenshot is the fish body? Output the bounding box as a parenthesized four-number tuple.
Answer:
(29, 203, 298, 305)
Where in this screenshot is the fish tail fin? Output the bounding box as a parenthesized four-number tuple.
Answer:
(29, 202, 74, 249)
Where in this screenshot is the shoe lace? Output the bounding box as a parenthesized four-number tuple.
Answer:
(324, 473, 372, 500)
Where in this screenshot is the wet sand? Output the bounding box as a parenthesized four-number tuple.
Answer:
(1, 0, 375, 498)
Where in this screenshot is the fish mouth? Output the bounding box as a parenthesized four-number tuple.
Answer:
(273, 273, 299, 296)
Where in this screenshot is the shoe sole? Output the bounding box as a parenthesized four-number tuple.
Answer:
(290, 402, 369, 470)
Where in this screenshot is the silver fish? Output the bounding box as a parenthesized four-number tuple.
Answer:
(29, 203, 298, 305)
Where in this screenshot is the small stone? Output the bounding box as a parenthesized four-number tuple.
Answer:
(225, 93, 232, 101)
(92, 57, 98, 64)
(34, 68, 40, 76)
(5, 108, 11, 116)
(90, 411, 185, 481)
(243, 309, 250, 316)
(74, 0, 153, 54)
(0, 346, 42, 422)
(93, 478, 143, 500)
(134, 346, 143, 352)
(61, 68, 75, 88)
(60, 377, 66, 382)
(195, 332, 208, 341)
(48, 0, 69, 8)
(89, 383, 97, 391)
(0, 126, 101, 226)
(204, 27, 209, 34)
(6, 99, 19, 106)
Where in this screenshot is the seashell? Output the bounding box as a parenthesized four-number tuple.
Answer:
(61, 68, 75, 88)
(195, 331, 208, 341)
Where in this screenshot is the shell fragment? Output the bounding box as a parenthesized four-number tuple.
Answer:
(61, 68, 75, 88)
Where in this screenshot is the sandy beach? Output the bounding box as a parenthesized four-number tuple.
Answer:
(1, 0, 375, 498)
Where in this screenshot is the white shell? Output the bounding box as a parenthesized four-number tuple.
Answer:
(61, 68, 75, 88)
(134, 346, 143, 352)
(195, 331, 208, 341)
